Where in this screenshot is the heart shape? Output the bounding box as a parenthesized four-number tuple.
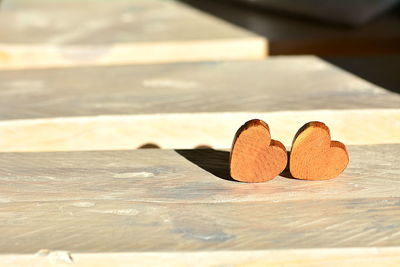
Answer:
(230, 119, 287, 182)
(290, 121, 349, 180)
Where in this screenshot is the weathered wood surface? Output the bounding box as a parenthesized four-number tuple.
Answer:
(1, 144, 399, 203)
(2, 56, 399, 119)
(0, 144, 399, 265)
(0, 56, 399, 151)
(181, 0, 400, 56)
(0, 0, 265, 69)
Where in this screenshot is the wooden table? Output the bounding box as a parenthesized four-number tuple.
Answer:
(0, 145, 399, 266)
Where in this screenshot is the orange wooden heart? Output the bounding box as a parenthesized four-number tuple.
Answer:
(290, 121, 349, 180)
(230, 119, 287, 183)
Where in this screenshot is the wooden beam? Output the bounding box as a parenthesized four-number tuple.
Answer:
(0, 56, 399, 151)
(0, 0, 265, 69)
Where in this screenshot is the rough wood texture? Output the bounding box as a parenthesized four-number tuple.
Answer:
(2, 144, 398, 203)
(0, 0, 265, 69)
(290, 121, 349, 180)
(230, 119, 287, 182)
(2, 56, 399, 120)
(0, 56, 399, 151)
(0, 144, 399, 265)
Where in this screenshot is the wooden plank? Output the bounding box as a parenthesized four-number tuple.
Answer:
(0, 144, 399, 265)
(1, 56, 399, 119)
(0, 56, 399, 151)
(181, 0, 400, 56)
(0, 198, 400, 252)
(1, 144, 399, 203)
(0, 0, 265, 69)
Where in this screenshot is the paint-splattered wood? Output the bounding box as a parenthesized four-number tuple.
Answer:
(0, 0, 265, 69)
(0, 144, 399, 265)
(0, 56, 399, 151)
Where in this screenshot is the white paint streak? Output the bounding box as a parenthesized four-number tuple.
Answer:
(36, 249, 73, 264)
(114, 172, 154, 178)
(88, 209, 139, 216)
(142, 79, 199, 89)
(71, 202, 95, 208)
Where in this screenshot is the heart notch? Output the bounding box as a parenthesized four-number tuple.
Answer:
(290, 121, 349, 180)
(230, 119, 287, 183)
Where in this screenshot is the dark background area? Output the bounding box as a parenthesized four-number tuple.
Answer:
(180, 0, 400, 95)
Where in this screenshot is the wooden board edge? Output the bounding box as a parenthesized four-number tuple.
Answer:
(0, 109, 398, 152)
(1, 247, 399, 266)
(0, 38, 267, 69)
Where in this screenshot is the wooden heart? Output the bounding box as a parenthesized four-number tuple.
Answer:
(290, 121, 349, 180)
(230, 119, 287, 182)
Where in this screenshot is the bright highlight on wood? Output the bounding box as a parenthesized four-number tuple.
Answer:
(290, 121, 349, 180)
(230, 119, 287, 183)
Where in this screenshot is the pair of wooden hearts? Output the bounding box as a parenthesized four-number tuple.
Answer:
(230, 119, 349, 183)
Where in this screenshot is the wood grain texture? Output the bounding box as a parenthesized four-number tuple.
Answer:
(0, 56, 399, 151)
(0, 0, 265, 69)
(2, 56, 399, 119)
(0, 198, 400, 253)
(290, 121, 349, 180)
(230, 119, 287, 182)
(0, 144, 399, 265)
(1, 144, 399, 203)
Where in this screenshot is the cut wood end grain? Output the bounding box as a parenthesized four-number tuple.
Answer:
(230, 119, 287, 183)
(290, 121, 349, 180)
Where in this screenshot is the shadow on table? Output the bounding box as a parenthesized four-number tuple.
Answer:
(175, 149, 234, 181)
(176, 149, 296, 181)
